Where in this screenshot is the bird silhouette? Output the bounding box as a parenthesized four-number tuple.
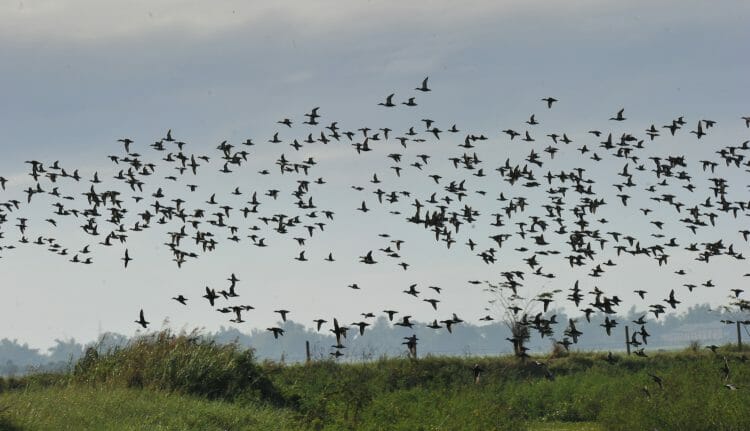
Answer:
(135, 309, 149, 328)
(415, 77, 431, 92)
(203, 287, 219, 307)
(379, 94, 396, 107)
(267, 327, 284, 339)
(609, 108, 626, 121)
(275, 309, 290, 322)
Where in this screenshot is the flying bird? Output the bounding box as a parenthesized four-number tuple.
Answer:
(415, 77, 431, 92)
(135, 309, 149, 328)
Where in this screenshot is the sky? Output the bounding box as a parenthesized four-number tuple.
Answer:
(0, 0, 749, 351)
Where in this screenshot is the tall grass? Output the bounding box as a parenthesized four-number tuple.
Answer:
(597, 352, 750, 431)
(1, 335, 748, 430)
(73, 329, 284, 404)
(268, 348, 750, 430)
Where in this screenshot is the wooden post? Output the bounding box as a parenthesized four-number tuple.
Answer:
(737, 322, 743, 351)
(625, 325, 631, 356)
(404, 335, 417, 360)
(305, 340, 311, 364)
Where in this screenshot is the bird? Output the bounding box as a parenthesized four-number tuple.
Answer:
(121, 249, 132, 268)
(135, 309, 149, 328)
(117, 138, 134, 153)
(313, 319, 327, 331)
(427, 319, 442, 329)
(664, 289, 681, 309)
(383, 310, 398, 321)
(394, 315, 414, 328)
(203, 287, 219, 307)
(351, 321, 370, 336)
(402, 97, 417, 107)
(403, 284, 420, 297)
(415, 77, 431, 92)
(379, 94, 396, 107)
(690, 121, 705, 139)
(359, 251, 376, 264)
(542, 97, 557, 108)
(609, 108, 626, 121)
(275, 309, 290, 322)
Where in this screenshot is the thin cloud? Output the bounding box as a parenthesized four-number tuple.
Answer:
(2, 0, 598, 43)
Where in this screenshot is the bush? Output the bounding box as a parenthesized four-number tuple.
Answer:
(72, 329, 284, 405)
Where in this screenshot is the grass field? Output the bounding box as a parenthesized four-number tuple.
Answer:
(1, 331, 748, 430)
(0, 386, 297, 431)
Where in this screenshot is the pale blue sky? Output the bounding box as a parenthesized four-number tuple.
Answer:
(0, 0, 749, 349)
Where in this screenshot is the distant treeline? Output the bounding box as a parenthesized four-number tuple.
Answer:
(1, 303, 744, 376)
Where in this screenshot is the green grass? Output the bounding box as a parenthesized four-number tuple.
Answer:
(0, 386, 297, 430)
(528, 422, 602, 431)
(1, 331, 748, 430)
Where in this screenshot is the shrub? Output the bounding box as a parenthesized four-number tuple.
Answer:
(72, 329, 284, 404)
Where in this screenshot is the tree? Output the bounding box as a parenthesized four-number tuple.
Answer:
(483, 273, 548, 359)
(47, 338, 84, 364)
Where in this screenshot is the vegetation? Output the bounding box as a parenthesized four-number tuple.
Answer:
(0, 386, 297, 431)
(2, 303, 741, 376)
(1, 330, 748, 430)
(72, 329, 283, 404)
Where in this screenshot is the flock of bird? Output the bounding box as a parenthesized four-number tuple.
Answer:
(1, 77, 749, 392)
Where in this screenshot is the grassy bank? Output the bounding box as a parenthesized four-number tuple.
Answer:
(0, 386, 297, 431)
(0, 331, 748, 430)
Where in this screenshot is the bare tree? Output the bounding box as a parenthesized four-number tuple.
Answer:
(482, 272, 544, 359)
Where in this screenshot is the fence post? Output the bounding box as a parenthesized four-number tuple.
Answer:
(737, 322, 743, 351)
(305, 340, 311, 364)
(625, 325, 631, 355)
